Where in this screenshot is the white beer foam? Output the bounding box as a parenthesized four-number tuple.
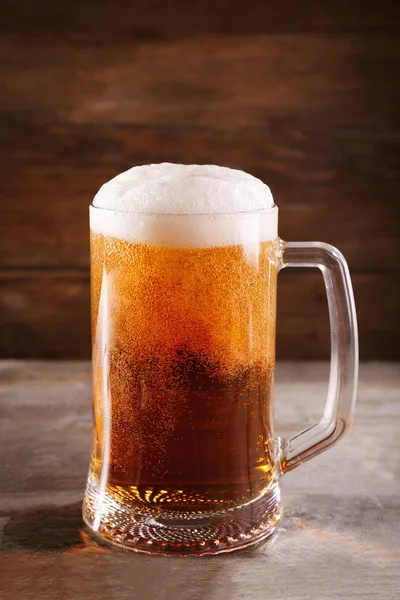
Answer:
(91, 163, 278, 247)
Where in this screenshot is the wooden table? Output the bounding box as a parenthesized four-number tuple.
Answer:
(1, 361, 399, 599)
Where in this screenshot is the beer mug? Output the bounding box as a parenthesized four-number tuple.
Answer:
(83, 164, 358, 555)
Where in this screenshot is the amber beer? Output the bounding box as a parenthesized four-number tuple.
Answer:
(89, 230, 278, 514)
(84, 164, 359, 554)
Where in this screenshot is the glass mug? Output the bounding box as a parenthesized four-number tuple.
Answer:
(83, 202, 358, 555)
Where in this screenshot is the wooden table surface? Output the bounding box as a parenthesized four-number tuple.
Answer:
(0, 361, 399, 599)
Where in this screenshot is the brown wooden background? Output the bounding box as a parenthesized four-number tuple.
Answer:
(1, 0, 399, 359)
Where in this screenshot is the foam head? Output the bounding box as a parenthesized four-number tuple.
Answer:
(90, 163, 277, 247)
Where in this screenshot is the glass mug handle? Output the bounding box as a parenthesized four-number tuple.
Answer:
(278, 241, 359, 474)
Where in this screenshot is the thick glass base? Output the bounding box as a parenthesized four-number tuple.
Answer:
(82, 478, 282, 556)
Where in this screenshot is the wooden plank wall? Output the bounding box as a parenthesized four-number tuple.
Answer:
(1, 0, 399, 359)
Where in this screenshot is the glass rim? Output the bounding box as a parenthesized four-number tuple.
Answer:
(89, 202, 278, 218)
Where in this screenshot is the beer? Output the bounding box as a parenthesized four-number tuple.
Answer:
(84, 163, 281, 552)
(83, 163, 359, 554)
(89, 233, 278, 514)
